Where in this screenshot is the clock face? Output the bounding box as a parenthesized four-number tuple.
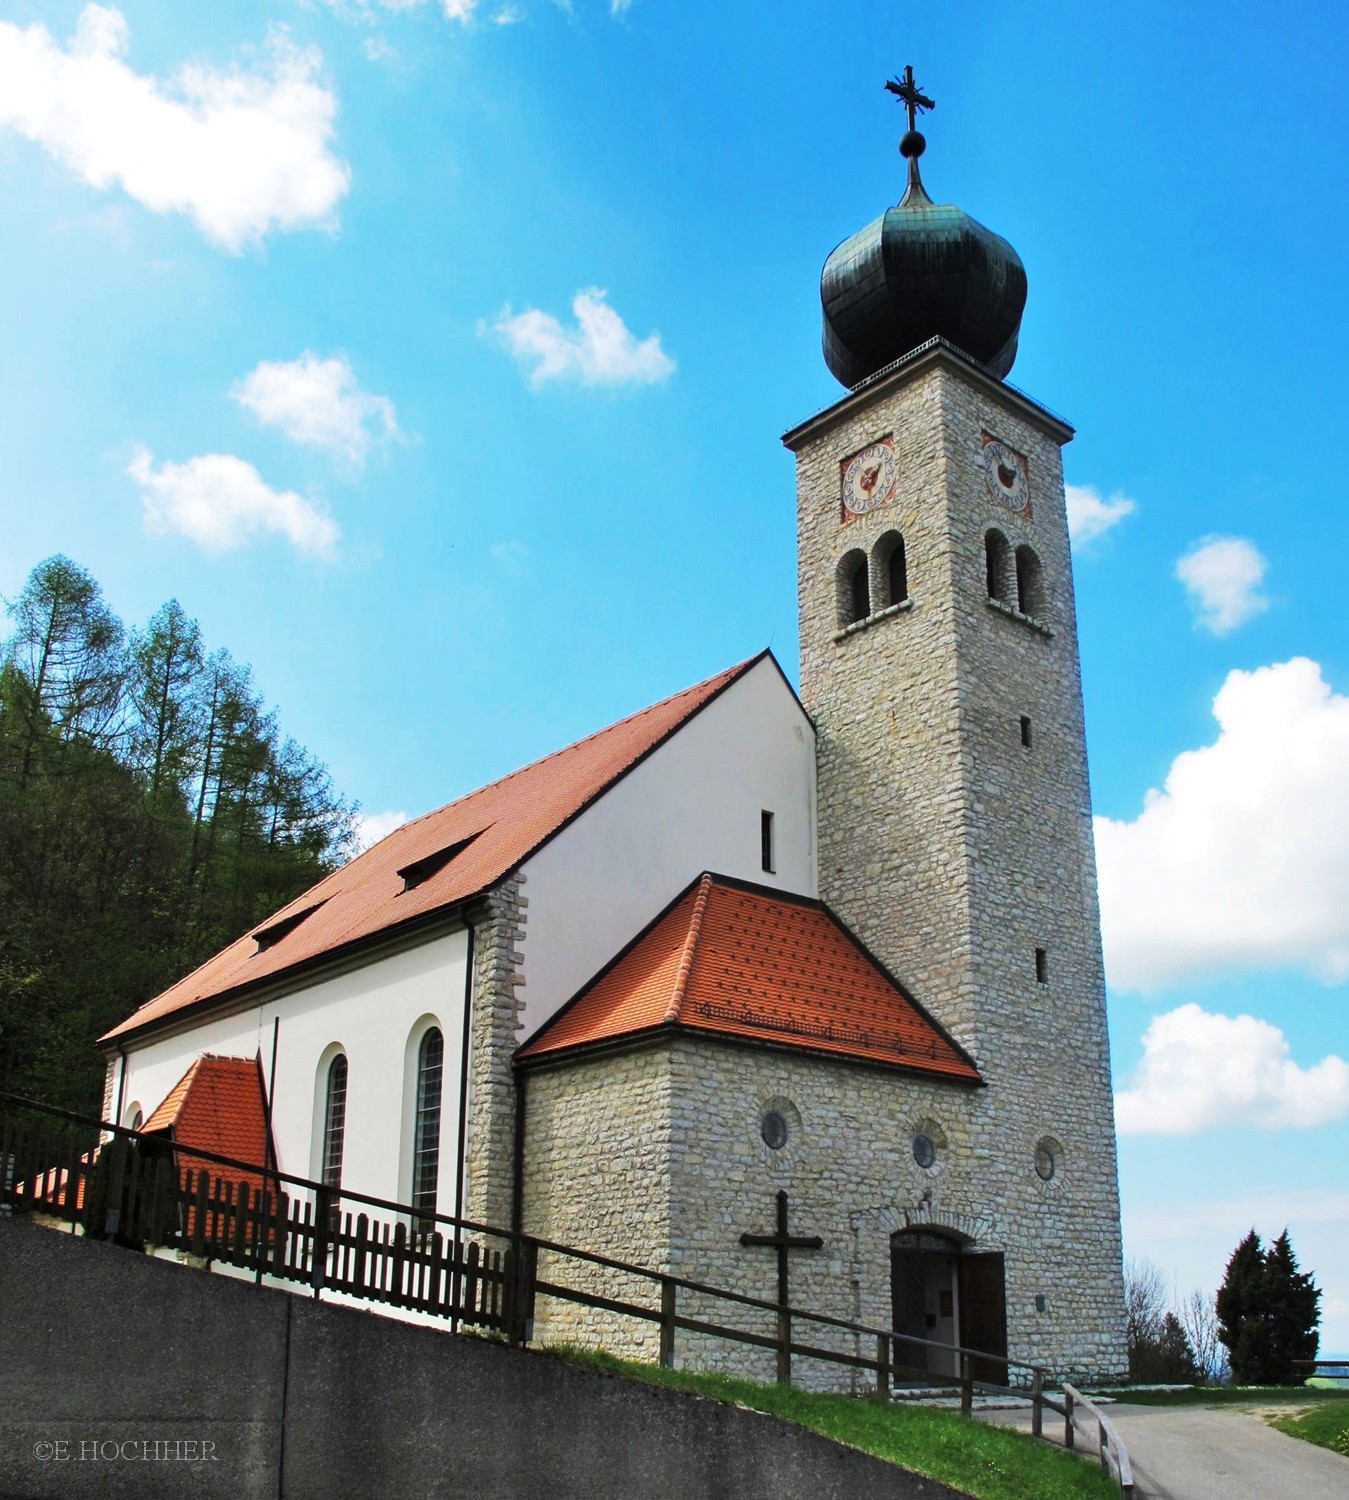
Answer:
(841, 439, 896, 519)
(983, 439, 1029, 510)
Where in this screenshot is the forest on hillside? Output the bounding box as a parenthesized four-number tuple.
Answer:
(0, 557, 358, 1116)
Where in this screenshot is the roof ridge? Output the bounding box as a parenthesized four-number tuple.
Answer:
(416, 655, 764, 818)
(666, 873, 713, 1023)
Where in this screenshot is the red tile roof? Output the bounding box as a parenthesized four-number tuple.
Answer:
(102, 655, 766, 1044)
(142, 1054, 272, 1192)
(518, 874, 982, 1080)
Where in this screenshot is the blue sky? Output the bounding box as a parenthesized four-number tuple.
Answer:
(1, 0, 1345, 1349)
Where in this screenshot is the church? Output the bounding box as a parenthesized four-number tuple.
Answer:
(98, 73, 1128, 1384)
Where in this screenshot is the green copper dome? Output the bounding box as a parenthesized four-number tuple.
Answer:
(821, 79, 1027, 389)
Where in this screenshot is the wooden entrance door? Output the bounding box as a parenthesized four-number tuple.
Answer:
(958, 1252, 1007, 1383)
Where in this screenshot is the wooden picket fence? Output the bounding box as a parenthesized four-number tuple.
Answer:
(0, 1108, 533, 1341)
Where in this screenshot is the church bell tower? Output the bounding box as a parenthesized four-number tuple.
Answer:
(783, 70, 1126, 1374)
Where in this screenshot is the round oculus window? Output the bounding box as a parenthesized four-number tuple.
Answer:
(1035, 1143, 1057, 1181)
(912, 1132, 936, 1169)
(761, 1111, 789, 1151)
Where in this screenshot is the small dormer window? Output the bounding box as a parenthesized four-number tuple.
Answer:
(253, 901, 327, 952)
(397, 831, 484, 893)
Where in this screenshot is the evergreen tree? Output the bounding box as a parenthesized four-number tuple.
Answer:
(1155, 1312, 1200, 1383)
(1217, 1230, 1269, 1383)
(1216, 1228, 1321, 1384)
(1262, 1231, 1321, 1384)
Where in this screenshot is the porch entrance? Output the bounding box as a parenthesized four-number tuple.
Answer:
(890, 1230, 1007, 1383)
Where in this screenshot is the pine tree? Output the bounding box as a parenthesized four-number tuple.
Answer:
(1216, 1228, 1322, 1384)
(1262, 1231, 1320, 1384)
(1155, 1312, 1200, 1383)
(1217, 1230, 1269, 1383)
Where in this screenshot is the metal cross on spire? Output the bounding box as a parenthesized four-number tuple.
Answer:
(885, 65, 935, 133)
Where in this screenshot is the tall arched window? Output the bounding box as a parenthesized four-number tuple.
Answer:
(875, 531, 908, 608)
(321, 1053, 347, 1194)
(837, 549, 870, 628)
(1015, 544, 1045, 619)
(411, 1028, 444, 1221)
(985, 529, 1011, 603)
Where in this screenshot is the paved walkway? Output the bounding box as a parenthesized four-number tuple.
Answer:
(979, 1400, 1349, 1500)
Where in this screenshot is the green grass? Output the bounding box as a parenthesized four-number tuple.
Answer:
(544, 1346, 1116, 1500)
(1269, 1400, 1349, 1457)
(1101, 1384, 1349, 1409)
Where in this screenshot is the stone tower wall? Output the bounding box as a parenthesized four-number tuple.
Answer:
(789, 351, 1126, 1377)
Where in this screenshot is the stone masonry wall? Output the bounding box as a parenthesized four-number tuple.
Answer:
(520, 1046, 672, 1360)
(788, 352, 1126, 1379)
(465, 874, 528, 1230)
(668, 1036, 1122, 1387)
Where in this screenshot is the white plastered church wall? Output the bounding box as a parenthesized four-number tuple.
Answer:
(516, 655, 818, 1038)
(113, 930, 470, 1212)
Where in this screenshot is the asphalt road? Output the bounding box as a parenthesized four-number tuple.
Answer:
(979, 1400, 1349, 1500)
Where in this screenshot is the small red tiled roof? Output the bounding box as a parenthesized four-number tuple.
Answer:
(102, 655, 765, 1044)
(518, 874, 981, 1080)
(142, 1054, 272, 1190)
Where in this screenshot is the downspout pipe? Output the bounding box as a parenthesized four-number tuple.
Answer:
(113, 1043, 128, 1130)
(452, 915, 475, 1226)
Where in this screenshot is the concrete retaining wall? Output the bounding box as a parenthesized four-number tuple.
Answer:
(0, 1218, 970, 1500)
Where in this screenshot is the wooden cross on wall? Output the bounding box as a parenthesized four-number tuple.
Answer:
(740, 1189, 823, 1383)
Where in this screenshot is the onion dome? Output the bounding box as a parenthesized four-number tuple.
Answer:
(821, 69, 1028, 389)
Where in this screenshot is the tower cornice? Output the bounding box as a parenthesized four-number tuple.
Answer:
(781, 337, 1074, 453)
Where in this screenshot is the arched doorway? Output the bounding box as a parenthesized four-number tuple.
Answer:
(890, 1230, 1007, 1383)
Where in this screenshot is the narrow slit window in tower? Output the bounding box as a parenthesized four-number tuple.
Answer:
(761, 810, 775, 874)
(1035, 947, 1048, 984)
(1020, 715, 1032, 748)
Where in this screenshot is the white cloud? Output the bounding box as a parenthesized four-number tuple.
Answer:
(1065, 483, 1135, 549)
(1176, 535, 1269, 635)
(129, 447, 339, 560)
(489, 288, 675, 390)
(233, 353, 398, 470)
(1116, 1004, 1349, 1135)
(1097, 658, 1349, 992)
(353, 808, 409, 853)
(0, 7, 350, 253)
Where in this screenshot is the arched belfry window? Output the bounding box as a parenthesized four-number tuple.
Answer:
(874, 531, 908, 608)
(1015, 545, 1045, 619)
(411, 1027, 444, 1220)
(837, 549, 870, 628)
(321, 1053, 347, 1194)
(985, 529, 1011, 604)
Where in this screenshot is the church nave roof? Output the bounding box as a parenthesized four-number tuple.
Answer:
(102, 654, 771, 1045)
